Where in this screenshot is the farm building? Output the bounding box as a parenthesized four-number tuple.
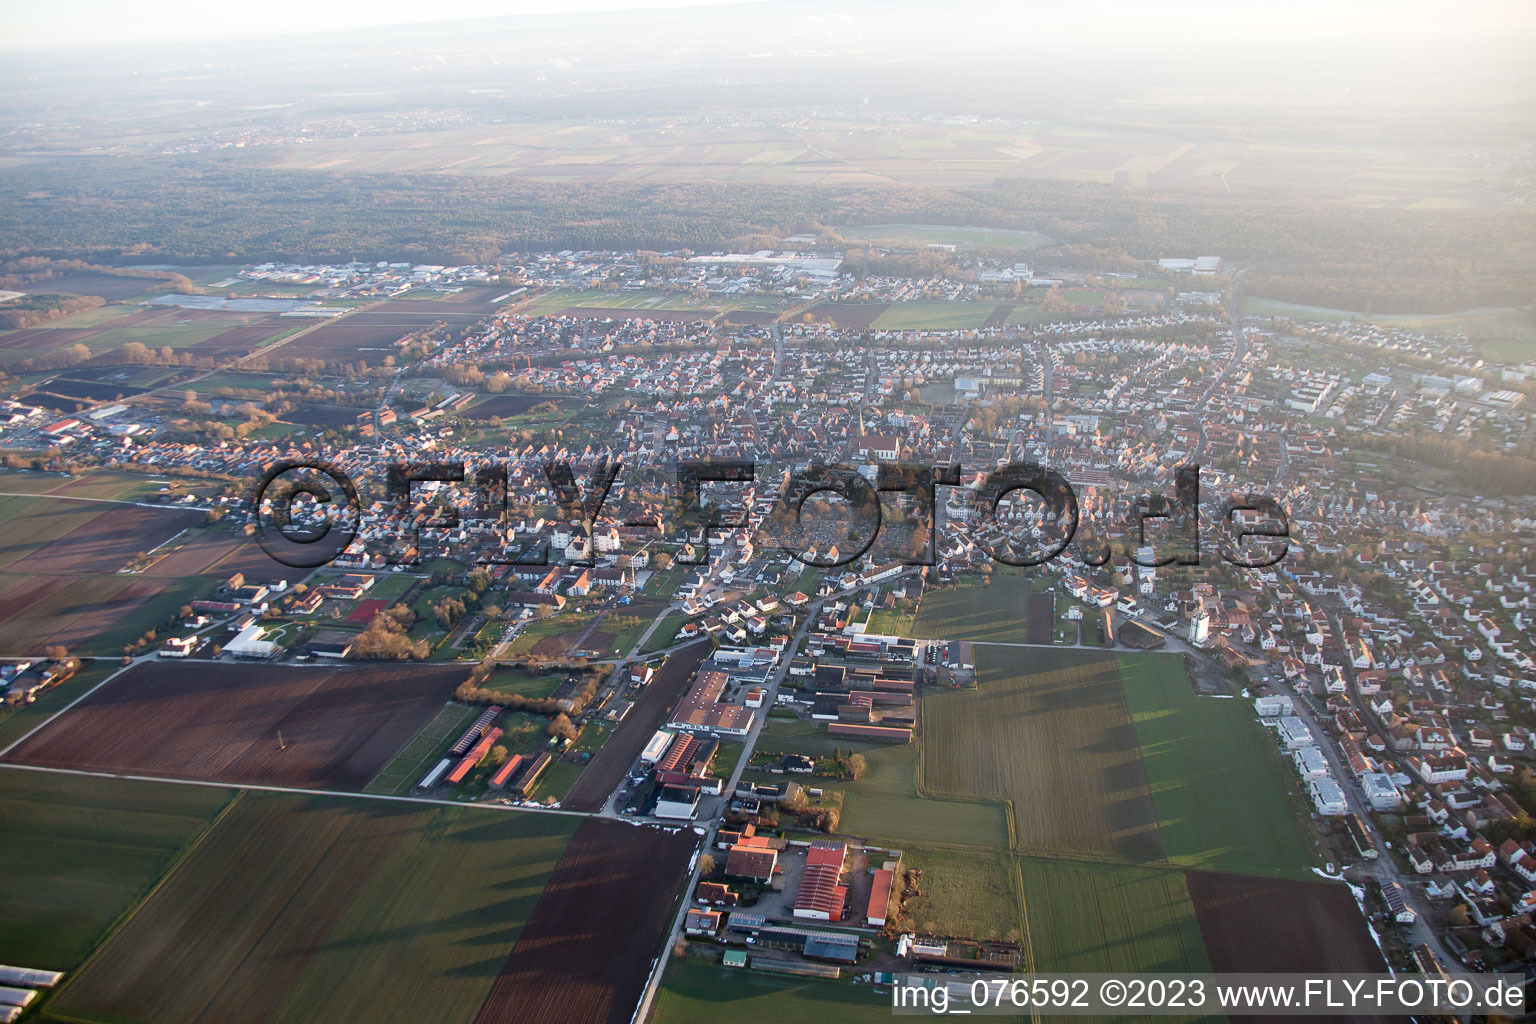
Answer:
(867, 868, 895, 927)
(306, 630, 356, 658)
(793, 841, 849, 922)
(826, 722, 910, 743)
(448, 708, 501, 757)
(655, 784, 701, 820)
(510, 751, 552, 797)
(446, 727, 503, 785)
(725, 844, 778, 882)
(488, 754, 525, 789)
(416, 757, 452, 790)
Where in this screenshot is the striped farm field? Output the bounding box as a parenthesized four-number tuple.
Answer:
(921, 648, 1164, 862)
(0, 770, 234, 969)
(1016, 856, 1211, 975)
(49, 792, 576, 1024)
(1118, 653, 1318, 878)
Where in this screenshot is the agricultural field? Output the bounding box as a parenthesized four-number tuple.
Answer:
(6, 660, 468, 790)
(870, 301, 1000, 330)
(0, 568, 215, 654)
(803, 302, 888, 329)
(921, 649, 1164, 862)
(3, 503, 204, 580)
(362, 702, 482, 795)
(1118, 653, 1316, 878)
(515, 288, 722, 319)
(0, 770, 234, 969)
(650, 957, 892, 1024)
(905, 572, 1057, 643)
(1017, 857, 1211, 975)
(1185, 871, 1387, 974)
(475, 817, 697, 1024)
(48, 793, 577, 1024)
(276, 294, 499, 363)
(0, 304, 299, 366)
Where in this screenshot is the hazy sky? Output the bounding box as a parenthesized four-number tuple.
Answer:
(0, 0, 758, 52)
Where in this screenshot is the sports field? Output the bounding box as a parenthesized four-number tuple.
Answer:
(922, 649, 1164, 861)
(0, 770, 234, 969)
(50, 792, 576, 1024)
(1118, 653, 1316, 877)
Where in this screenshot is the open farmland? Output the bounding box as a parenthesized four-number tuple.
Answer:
(1186, 871, 1386, 980)
(871, 301, 1000, 330)
(3, 501, 202, 575)
(0, 305, 297, 365)
(265, 119, 1500, 203)
(137, 528, 317, 584)
(1017, 857, 1210, 975)
(474, 817, 697, 1024)
(650, 957, 892, 1024)
(803, 302, 887, 328)
(0, 495, 112, 570)
(1119, 652, 1316, 877)
(921, 648, 1164, 861)
(6, 660, 467, 789)
(0, 770, 233, 969)
(0, 568, 212, 654)
(277, 294, 500, 362)
(906, 573, 1056, 643)
(49, 793, 576, 1024)
(562, 638, 710, 811)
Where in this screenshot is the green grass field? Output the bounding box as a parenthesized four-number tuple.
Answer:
(871, 301, 999, 330)
(0, 770, 234, 968)
(50, 792, 576, 1024)
(483, 664, 565, 699)
(1017, 856, 1211, 974)
(651, 957, 893, 1024)
(362, 702, 480, 795)
(1118, 653, 1317, 878)
(901, 843, 1021, 941)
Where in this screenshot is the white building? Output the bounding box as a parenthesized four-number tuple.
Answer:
(1362, 772, 1405, 810)
(1254, 695, 1290, 717)
(224, 623, 277, 659)
(1310, 777, 1349, 815)
(1277, 716, 1314, 749)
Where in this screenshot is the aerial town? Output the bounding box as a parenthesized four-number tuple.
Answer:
(1, 229, 1535, 1022)
(2, 3, 1535, 1022)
